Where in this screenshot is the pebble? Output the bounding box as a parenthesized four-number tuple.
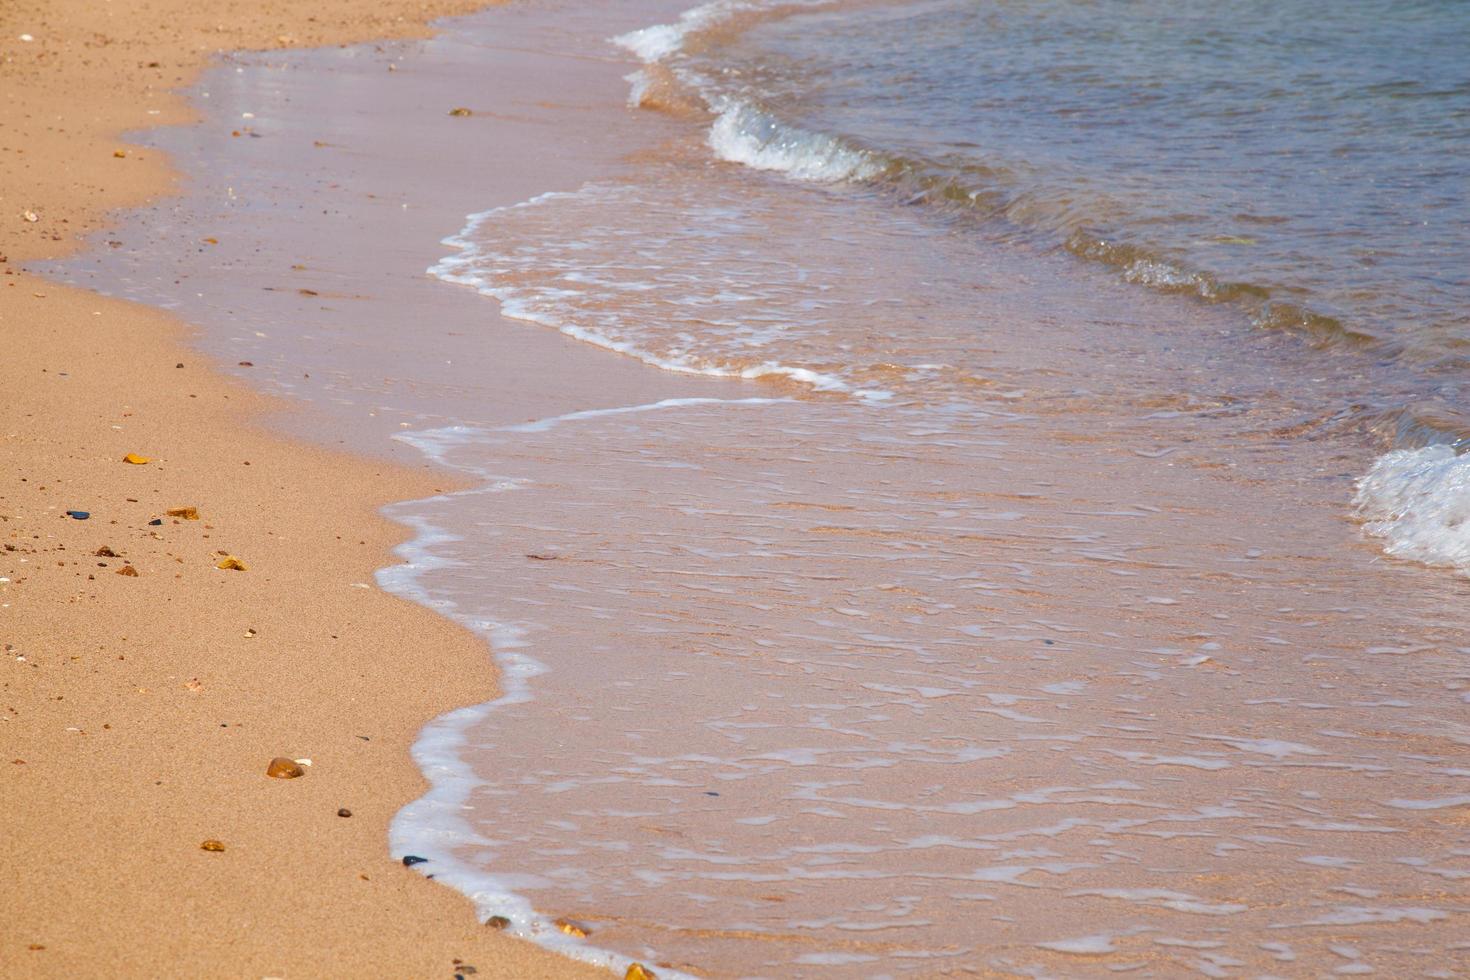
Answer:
(554, 918, 591, 938)
(402, 854, 428, 867)
(484, 916, 511, 930)
(626, 965, 657, 980)
(200, 839, 226, 852)
(265, 757, 305, 779)
(337, 808, 352, 818)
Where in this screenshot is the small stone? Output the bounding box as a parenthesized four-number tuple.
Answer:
(216, 556, 247, 571)
(448, 107, 473, 117)
(266, 757, 305, 779)
(554, 918, 591, 938)
(22, 210, 39, 223)
(147, 518, 162, 526)
(485, 916, 511, 930)
(122, 453, 151, 464)
(626, 965, 657, 980)
(116, 565, 139, 577)
(95, 546, 117, 557)
(166, 506, 200, 520)
(337, 808, 352, 818)
(200, 839, 226, 852)
(402, 854, 429, 867)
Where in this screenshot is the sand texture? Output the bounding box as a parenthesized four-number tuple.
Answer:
(0, 2, 600, 976)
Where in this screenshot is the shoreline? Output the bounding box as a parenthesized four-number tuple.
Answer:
(8, 0, 1469, 974)
(0, 2, 607, 975)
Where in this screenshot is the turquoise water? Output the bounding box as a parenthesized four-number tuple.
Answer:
(692, 0, 1470, 433)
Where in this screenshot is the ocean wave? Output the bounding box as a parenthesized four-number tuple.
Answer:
(707, 99, 881, 181)
(612, 0, 762, 62)
(612, 0, 1433, 382)
(1354, 445, 1470, 572)
(429, 189, 892, 402)
(615, 0, 878, 184)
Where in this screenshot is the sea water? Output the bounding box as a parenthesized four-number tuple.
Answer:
(391, 1, 1470, 973)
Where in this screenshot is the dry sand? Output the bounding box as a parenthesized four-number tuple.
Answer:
(1, 2, 601, 976)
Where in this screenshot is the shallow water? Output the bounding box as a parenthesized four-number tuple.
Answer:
(391, 387, 1470, 976)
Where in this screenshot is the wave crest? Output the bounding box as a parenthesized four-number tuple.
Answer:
(1355, 445, 1470, 572)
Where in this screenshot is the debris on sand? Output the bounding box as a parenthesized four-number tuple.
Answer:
(554, 918, 591, 938)
(265, 757, 305, 779)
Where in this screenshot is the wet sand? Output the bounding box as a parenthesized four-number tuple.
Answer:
(0, 1, 603, 976)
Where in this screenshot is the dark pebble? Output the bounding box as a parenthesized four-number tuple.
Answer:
(704, 791, 720, 796)
(337, 808, 352, 818)
(148, 518, 162, 526)
(485, 916, 511, 930)
(66, 511, 90, 520)
(402, 854, 428, 867)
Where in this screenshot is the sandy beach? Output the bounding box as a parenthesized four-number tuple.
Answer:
(1, 1, 601, 976)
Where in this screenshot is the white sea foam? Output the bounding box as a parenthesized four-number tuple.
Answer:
(502, 396, 789, 433)
(377, 509, 617, 960)
(1354, 445, 1470, 572)
(614, 1, 881, 185)
(1036, 934, 1118, 955)
(429, 187, 893, 401)
(707, 99, 881, 182)
(611, 0, 760, 63)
